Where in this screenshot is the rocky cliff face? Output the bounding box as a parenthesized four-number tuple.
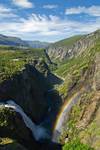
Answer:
(59, 50, 100, 150)
(77, 55, 100, 150)
(0, 64, 49, 123)
(0, 107, 37, 150)
(93, 53, 100, 91)
(0, 60, 63, 150)
(0, 60, 62, 124)
(46, 30, 100, 62)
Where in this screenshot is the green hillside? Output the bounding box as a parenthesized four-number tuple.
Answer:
(54, 37, 100, 96)
(53, 35, 83, 47)
(54, 33, 100, 150)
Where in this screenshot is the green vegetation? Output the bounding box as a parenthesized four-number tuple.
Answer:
(0, 106, 15, 127)
(63, 139, 94, 150)
(0, 137, 27, 150)
(54, 37, 100, 97)
(0, 137, 14, 145)
(60, 90, 99, 149)
(53, 35, 83, 47)
(59, 102, 81, 143)
(79, 107, 100, 149)
(0, 30, 100, 150)
(55, 55, 90, 97)
(61, 95, 95, 150)
(0, 46, 47, 83)
(54, 37, 100, 78)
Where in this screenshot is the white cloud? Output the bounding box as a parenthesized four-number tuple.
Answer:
(88, 6, 100, 16)
(0, 4, 18, 18)
(65, 5, 100, 17)
(0, 13, 18, 18)
(43, 4, 58, 9)
(12, 0, 33, 8)
(18, 13, 81, 36)
(65, 6, 85, 15)
(0, 12, 100, 42)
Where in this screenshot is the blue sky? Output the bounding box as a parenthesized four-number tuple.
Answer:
(0, 0, 100, 42)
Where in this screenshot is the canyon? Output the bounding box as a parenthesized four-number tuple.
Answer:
(0, 30, 100, 150)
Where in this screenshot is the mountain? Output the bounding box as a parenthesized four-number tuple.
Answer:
(50, 30, 100, 149)
(0, 34, 50, 48)
(46, 30, 100, 62)
(26, 41, 50, 48)
(51, 35, 83, 47)
(0, 29, 100, 150)
(0, 34, 28, 47)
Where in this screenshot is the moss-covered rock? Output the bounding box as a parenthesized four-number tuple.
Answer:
(0, 137, 27, 150)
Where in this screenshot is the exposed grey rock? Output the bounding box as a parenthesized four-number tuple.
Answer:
(47, 30, 100, 61)
(94, 53, 100, 91)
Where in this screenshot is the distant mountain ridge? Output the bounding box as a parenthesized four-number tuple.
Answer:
(0, 34, 50, 48)
(0, 34, 28, 47)
(26, 40, 50, 48)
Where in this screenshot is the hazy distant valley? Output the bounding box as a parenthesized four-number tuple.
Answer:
(0, 34, 50, 48)
(0, 30, 100, 150)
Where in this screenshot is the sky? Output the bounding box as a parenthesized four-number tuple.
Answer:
(0, 0, 100, 42)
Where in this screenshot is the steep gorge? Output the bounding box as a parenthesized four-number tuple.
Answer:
(0, 30, 100, 150)
(50, 31, 100, 150)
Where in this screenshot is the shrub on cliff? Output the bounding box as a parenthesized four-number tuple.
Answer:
(63, 139, 94, 150)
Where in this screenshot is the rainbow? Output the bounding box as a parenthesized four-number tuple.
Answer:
(52, 87, 85, 142)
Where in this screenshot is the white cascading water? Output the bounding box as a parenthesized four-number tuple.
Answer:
(0, 100, 48, 141)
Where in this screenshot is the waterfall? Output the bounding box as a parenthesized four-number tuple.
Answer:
(0, 100, 49, 141)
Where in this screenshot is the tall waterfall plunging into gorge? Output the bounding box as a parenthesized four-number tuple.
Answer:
(0, 88, 85, 143)
(0, 100, 49, 141)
